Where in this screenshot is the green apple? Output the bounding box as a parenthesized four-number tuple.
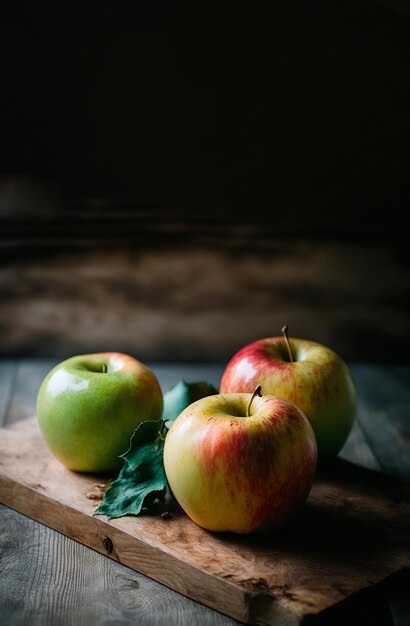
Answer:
(219, 327, 357, 460)
(164, 389, 317, 534)
(36, 352, 163, 473)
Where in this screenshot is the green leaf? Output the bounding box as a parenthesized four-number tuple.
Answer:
(94, 419, 166, 520)
(163, 380, 218, 429)
(94, 379, 218, 520)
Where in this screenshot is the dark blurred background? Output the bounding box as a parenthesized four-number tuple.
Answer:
(1, 1, 409, 363)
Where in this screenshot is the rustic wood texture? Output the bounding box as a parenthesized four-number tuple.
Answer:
(1, 242, 408, 364)
(0, 504, 239, 626)
(1, 360, 409, 625)
(0, 361, 17, 426)
(1, 416, 409, 626)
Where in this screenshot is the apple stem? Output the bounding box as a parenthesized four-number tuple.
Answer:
(246, 385, 262, 417)
(281, 325, 294, 363)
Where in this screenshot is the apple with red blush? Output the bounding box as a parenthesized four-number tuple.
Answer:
(219, 326, 357, 460)
(163, 387, 317, 534)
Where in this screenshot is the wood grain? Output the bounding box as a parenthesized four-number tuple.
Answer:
(0, 505, 239, 626)
(1, 418, 409, 626)
(1, 243, 408, 364)
(0, 361, 16, 426)
(5, 359, 59, 425)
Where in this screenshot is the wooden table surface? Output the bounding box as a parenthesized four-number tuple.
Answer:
(1, 359, 409, 626)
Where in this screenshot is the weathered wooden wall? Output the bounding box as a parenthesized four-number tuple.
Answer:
(1, 2, 409, 363)
(1, 205, 407, 363)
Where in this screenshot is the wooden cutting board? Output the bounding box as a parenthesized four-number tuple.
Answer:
(0, 417, 409, 626)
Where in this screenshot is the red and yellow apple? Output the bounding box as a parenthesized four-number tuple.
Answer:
(36, 352, 163, 473)
(163, 390, 317, 534)
(220, 330, 357, 460)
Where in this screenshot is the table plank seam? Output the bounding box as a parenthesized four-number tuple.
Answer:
(1, 362, 19, 427)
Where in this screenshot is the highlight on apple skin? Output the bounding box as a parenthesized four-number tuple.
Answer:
(219, 334, 357, 460)
(36, 352, 163, 473)
(163, 392, 318, 534)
